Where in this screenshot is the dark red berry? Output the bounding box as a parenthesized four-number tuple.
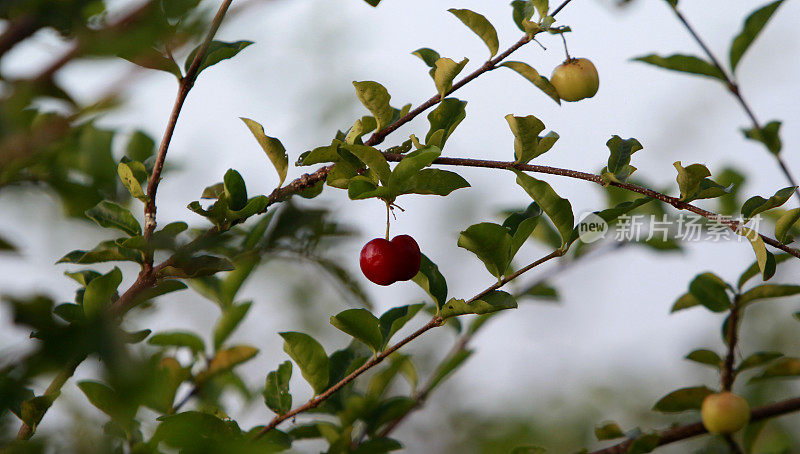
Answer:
(360, 238, 398, 286)
(391, 235, 421, 281)
(359, 235, 422, 285)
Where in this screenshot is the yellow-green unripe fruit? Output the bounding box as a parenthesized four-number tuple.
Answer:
(550, 58, 599, 102)
(701, 392, 750, 434)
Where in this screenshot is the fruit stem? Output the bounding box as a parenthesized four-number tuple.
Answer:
(385, 201, 390, 240)
(560, 33, 571, 61)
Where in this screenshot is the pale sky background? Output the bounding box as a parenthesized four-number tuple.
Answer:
(2, 0, 800, 451)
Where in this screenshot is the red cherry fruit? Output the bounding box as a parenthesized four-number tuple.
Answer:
(391, 235, 421, 281)
(359, 235, 421, 285)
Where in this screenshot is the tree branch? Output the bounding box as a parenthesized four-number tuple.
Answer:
(381, 153, 800, 259)
(254, 250, 565, 438)
(144, 0, 234, 248)
(13, 2, 236, 439)
(375, 244, 626, 440)
(669, 6, 800, 200)
(588, 396, 800, 454)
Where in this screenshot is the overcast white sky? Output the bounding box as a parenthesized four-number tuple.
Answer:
(2, 0, 800, 451)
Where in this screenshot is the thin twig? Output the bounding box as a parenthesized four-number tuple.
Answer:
(381, 153, 800, 259)
(721, 295, 741, 392)
(364, 0, 574, 147)
(15, 355, 86, 440)
(376, 243, 627, 440)
(670, 6, 800, 200)
(255, 317, 444, 437)
(255, 250, 565, 437)
(144, 0, 234, 249)
(588, 396, 800, 453)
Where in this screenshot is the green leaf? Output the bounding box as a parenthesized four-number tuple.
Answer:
(127, 280, 187, 311)
(426, 98, 467, 149)
(411, 253, 448, 310)
(153, 411, 249, 449)
(353, 438, 403, 454)
(737, 351, 783, 373)
(738, 252, 788, 288)
(148, 331, 206, 355)
(120, 46, 182, 78)
(775, 208, 800, 243)
(749, 357, 800, 382)
(219, 252, 260, 308)
(652, 386, 714, 413)
(671, 292, 701, 312)
(223, 169, 248, 211)
(605, 135, 643, 181)
(162, 0, 202, 19)
(406, 169, 469, 196)
(353, 81, 394, 131)
(279, 332, 329, 395)
(86, 201, 142, 236)
(344, 144, 391, 185)
(411, 48, 441, 69)
(78, 381, 134, 424)
(673, 161, 729, 201)
(388, 147, 441, 196)
(117, 162, 148, 202)
(378, 304, 425, 348)
(240, 117, 289, 187)
(500, 61, 560, 104)
(427, 349, 473, 392)
(126, 130, 155, 162)
(83, 267, 123, 318)
(739, 284, 800, 307)
(263, 361, 292, 415)
(688, 272, 731, 312)
(439, 291, 517, 319)
(511, 1, 536, 31)
(632, 54, 726, 81)
(458, 222, 512, 279)
(685, 349, 722, 368)
(213, 301, 252, 350)
(741, 186, 795, 218)
(448, 9, 499, 57)
(505, 114, 545, 164)
(743, 120, 782, 155)
(433, 57, 469, 99)
(627, 433, 661, 454)
(330, 309, 384, 353)
(299, 140, 343, 166)
(196, 345, 259, 383)
(185, 40, 253, 76)
(512, 170, 574, 248)
(729, 0, 784, 71)
(595, 421, 625, 441)
(737, 227, 771, 280)
(159, 255, 235, 279)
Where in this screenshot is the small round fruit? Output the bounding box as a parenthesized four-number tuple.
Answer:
(701, 392, 750, 434)
(550, 58, 599, 102)
(391, 235, 421, 281)
(360, 238, 398, 286)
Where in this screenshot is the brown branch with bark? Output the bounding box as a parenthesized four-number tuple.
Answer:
(588, 396, 800, 454)
(380, 153, 800, 259)
(14, 0, 235, 440)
